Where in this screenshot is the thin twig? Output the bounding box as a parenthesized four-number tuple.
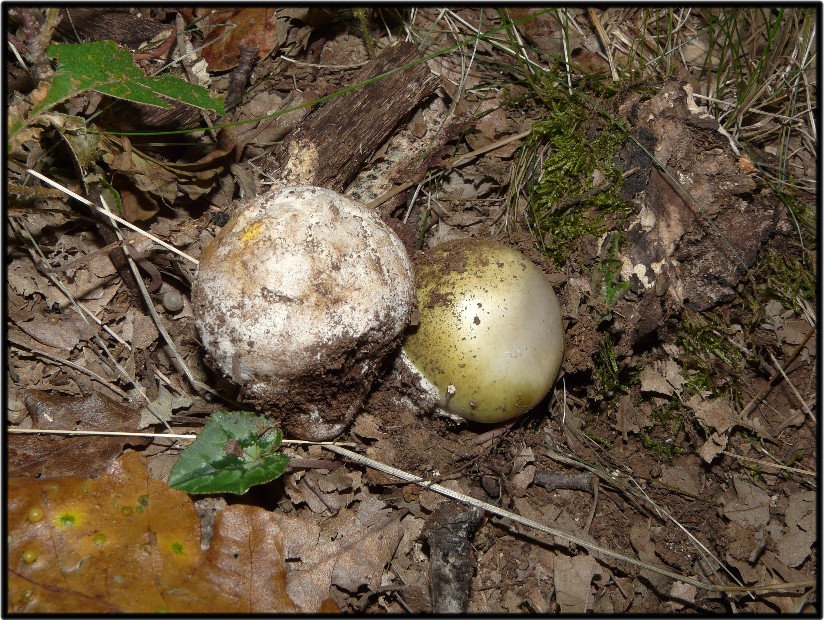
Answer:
(73, 299, 132, 350)
(25, 169, 199, 266)
(471, 419, 518, 445)
(533, 471, 593, 492)
(738, 324, 816, 421)
(8, 335, 130, 400)
(585, 476, 598, 533)
(321, 444, 774, 594)
(301, 477, 337, 515)
(768, 350, 816, 423)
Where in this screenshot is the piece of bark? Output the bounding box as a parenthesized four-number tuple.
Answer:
(276, 42, 439, 191)
(422, 502, 483, 614)
(57, 8, 170, 49)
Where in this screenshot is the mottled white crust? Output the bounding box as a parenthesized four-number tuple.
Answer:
(192, 186, 415, 439)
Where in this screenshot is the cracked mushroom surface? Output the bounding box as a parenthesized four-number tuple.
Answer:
(192, 186, 415, 440)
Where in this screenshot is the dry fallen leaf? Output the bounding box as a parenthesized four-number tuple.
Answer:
(273, 508, 403, 612)
(553, 553, 595, 613)
(639, 359, 684, 397)
(7, 451, 300, 613)
(775, 490, 816, 568)
(688, 394, 737, 463)
(199, 8, 283, 72)
(689, 394, 737, 434)
(15, 313, 94, 351)
(722, 476, 771, 528)
(9, 390, 148, 479)
(668, 581, 698, 611)
(628, 517, 671, 592)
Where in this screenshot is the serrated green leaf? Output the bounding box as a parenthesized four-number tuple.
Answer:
(133, 74, 227, 111)
(31, 40, 224, 118)
(168, 412, 290, 495)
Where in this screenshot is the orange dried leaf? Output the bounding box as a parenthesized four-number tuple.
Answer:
(200, 8, 280, 72)
(7, 452, 298, 613)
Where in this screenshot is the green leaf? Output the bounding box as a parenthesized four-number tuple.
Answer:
(168, 412, 290, 495)
(31, 41, 224, 117)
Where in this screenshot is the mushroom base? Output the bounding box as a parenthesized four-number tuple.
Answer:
(224, 327, 405, 441)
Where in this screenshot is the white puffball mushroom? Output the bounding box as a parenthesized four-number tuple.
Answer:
(402, 239, 563, 423)
(192, 186, 415, 440)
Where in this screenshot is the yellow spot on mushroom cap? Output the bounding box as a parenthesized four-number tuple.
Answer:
(240, 221, 265, 245)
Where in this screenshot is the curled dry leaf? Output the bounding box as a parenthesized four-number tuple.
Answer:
(7, 452, 302, 613)
(104, 128, 236, 221)
(199, 9, 284, 72)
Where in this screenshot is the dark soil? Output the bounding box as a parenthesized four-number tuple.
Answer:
(7, 6, 817, 615)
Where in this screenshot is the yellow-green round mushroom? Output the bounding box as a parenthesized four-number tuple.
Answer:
(403, 239, 563, 423)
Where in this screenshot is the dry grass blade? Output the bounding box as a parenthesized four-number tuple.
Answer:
(767, 351, 816, 423)
(323, 444, 817, 596)
(25, 169, 200, 265)
(9, 218, 172, 431)
(8, 428, 197, 440)
(586, 8, 618, 81)
(719, 451, 816, 479)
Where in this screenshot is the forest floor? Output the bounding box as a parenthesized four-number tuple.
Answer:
(7, 7, 818, 614)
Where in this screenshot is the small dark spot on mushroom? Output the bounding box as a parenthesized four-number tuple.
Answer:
(473, 316, 480, 325)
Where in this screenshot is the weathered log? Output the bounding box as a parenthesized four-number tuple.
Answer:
(276, 42, 439, 191)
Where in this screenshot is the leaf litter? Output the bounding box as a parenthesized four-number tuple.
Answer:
(7, 452, 313, 613)
(6, 6, 817, 615)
